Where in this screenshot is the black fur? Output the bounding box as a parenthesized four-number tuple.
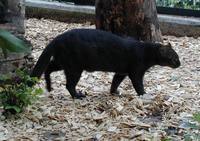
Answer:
(31, 29, 180, 99)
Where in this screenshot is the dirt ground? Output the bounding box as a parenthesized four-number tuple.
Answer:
(0, 18, 200, 140)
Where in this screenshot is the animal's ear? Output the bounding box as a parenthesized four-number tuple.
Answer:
(166, 42, 172, 47)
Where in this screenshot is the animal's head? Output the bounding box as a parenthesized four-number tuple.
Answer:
(157, 43, 181, 68)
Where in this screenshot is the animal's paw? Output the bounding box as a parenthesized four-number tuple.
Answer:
(111, 90, 122, 97)
(73, 91, 86, 99)
(139, 93, 156, 100)
(46, 87, 52, 92)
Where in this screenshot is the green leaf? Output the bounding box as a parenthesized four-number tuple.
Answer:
(0, 29, 30, 53)
(161, 138, 171, 141)
(0, 70, 43, 115)
(194, 135, 200, 140)
(184, 134, 192, 141)
(187, 123, 199, 130)
(193, 113, 200, 123)
(34, 88, 43, 95)
(5, 105, 21, 113)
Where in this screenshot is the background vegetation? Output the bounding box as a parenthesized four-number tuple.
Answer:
(0, 30, 42, 115)
(42, 0, 200, 10)
(156, 0, 200, 10)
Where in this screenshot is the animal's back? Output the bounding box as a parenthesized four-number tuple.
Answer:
(53, 29, 139, 73)
(56, 29, 126, 48)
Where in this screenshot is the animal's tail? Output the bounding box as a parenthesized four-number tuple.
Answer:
(30, 41, 55, 78)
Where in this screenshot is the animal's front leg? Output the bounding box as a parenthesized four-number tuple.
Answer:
(64, 70, 86, 99)
(128, 73, 146, 96)
(110, 73, 126, 95)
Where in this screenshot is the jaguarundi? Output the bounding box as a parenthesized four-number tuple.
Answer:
(31, 29, 180, 99)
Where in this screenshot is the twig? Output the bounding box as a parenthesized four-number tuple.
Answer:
(0, 58, 24, 64)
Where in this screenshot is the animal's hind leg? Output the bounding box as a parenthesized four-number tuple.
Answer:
(44, 60, 62, 92)
(64, 70, 85, 99)
(110, 73, 126, 95)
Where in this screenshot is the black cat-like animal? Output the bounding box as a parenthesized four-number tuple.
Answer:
(31, 29, 180, 99)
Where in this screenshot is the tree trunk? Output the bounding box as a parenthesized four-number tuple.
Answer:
(8, 0, 25, 33)
(0, 0, 25, 33)
(0, 0, 28, 74)
(95, 0, 163, 42)
(0, 0, 8, 23)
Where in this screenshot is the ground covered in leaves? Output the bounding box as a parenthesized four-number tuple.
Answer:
(0, 18, 200, 140)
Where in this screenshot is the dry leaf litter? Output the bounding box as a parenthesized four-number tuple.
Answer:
(0, 18, 200, 141)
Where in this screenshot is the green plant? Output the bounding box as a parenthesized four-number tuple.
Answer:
(0, 29, 30, 58)
(184, 112, 200, 141)
(0, 69, 43, 114)
(161, 137, 171, 141)
(156, 0, 200, 10)
(0, 25, 39, 115)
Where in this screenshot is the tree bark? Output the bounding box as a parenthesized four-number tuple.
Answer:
(7, 0, 25, 33)
(95, 0, 163, 42)
(0, 0, 25, 33)
(0, 0, 8, 23)
(0, 0, 27, 74)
